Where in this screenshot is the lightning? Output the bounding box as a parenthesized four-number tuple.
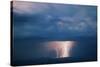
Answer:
(45, 41, 75, 58)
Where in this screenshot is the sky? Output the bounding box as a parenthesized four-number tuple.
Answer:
(12, 1, 97, 65)
(12, 1, 97, 38)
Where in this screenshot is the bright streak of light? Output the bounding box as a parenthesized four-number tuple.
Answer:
(45, 41, 76, 58)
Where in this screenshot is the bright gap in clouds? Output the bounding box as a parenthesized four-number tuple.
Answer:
(12, 1, 49, 14)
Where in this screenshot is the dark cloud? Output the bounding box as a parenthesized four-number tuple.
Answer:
(12, 2, 97, 38)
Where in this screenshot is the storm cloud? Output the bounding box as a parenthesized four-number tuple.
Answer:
(12, 1, 97, 38)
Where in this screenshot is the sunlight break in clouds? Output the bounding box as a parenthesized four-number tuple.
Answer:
(12, 1, 49, 14)
(45, 41, 76, 58)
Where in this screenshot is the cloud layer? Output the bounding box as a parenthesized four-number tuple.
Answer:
(12, 1, 97, 38)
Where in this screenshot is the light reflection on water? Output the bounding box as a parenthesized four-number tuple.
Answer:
(44, 41, 76, 58)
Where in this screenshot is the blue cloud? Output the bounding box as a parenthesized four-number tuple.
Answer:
(12, 2, 97, 38)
